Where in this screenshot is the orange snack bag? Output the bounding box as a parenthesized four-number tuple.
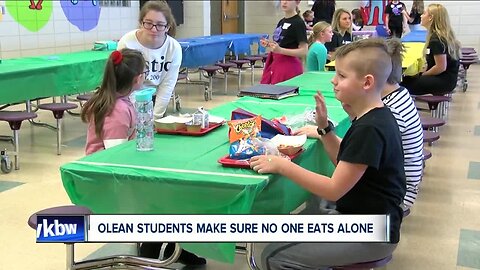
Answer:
(227, 115, 262, 143)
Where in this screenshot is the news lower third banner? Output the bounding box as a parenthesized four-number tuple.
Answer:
(36, 215, 390, 243)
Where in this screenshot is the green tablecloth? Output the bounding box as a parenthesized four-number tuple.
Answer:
(0, 51, 110, 105)
(60, 72, 350, 263)
(278, 71, 336, 97)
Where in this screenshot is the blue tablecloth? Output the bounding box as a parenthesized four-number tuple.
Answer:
(178, 33, 267, 68)
(402, 30, 427, 42)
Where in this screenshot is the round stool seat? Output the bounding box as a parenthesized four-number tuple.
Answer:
(0, 111, 37, 123)
(76, 94, 94, 101)
(244, 56, 263, 65)
(28, 205, 92, 229)
(460, 54, 478, 60)
(254, 54, 268, 63)
(423, 130, 440, 144)
(38, 103, 78, 119)
(215, 62, 236, 72)
(200, 66, 221, 77)
(332, 255, 392, 269)
(415, 95, 451, 110)
(461, 47, 476, 54)
(421, 116, 445, 129)
(0, 111, 37, 130)
(230, 59, 250, 68)
(423, 149, 432, 161)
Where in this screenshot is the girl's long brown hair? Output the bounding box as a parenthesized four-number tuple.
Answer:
(81, 49, 145, 138)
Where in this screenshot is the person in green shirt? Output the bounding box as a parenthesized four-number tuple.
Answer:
(306, 21, 333, 71)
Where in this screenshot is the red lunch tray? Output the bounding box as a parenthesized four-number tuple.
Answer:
(155, 122, 224, 136)
(218, 148, 304, 169)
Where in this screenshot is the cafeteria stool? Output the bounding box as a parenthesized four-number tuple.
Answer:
(230, 59, 251, 90)
(215, 62, 237, 94)
(0, 111, 37, 172)
(27, 206, 93, 270)
(461, 47, 477, 55)
(28, 205, 182, 269)
(332, 255, 392, 269)
(76, 93, 93, 102)
(423, 130, 440, 146)
(199, 66, 222, 101)
(423, 148, 432, 161)
(244, 56, 264, 85)
(171, 72, 187, 111)
(421, 116, 445, 132)
(459, 58, 478, 92)
(38, 102, 78, 155)
(414, 95, 451, 119)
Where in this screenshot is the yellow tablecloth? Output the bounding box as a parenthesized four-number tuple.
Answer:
(325, 42, 425, 76)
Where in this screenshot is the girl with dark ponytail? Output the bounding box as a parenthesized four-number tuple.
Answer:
(81, 48, 146, 155)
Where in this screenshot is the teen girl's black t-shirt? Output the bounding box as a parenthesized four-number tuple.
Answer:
(336, 107, 406, 243)
(426, 33, 459, 88)
(272, 14, 308, 49)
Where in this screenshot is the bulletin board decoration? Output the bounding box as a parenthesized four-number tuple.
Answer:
(61, 0, 101, 32)
(6, 0, 52, 32)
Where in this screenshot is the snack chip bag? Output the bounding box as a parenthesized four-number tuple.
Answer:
(227, 116, 263, 159)
(227, 115, 261, 143)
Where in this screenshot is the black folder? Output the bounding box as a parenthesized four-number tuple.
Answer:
(238, 84, 299, 100)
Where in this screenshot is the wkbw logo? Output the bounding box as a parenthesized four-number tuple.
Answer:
(36, 216, 86, 243)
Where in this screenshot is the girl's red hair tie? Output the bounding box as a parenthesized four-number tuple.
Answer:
(111, 50, 123, 65)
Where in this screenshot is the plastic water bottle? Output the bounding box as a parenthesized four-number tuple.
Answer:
(134, 88, 156, 151)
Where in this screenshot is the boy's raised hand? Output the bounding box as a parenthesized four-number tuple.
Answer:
(314, 91, 329, 128)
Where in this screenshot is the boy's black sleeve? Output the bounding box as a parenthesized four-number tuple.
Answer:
(338, 125, 385, 169)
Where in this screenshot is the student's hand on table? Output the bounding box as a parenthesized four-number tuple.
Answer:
(294, 125, 321, 139)
(314, 91, 329, 128)
(250, 155, 287, 174)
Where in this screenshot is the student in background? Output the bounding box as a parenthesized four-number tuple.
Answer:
(385, 0, 407, 38)
(311, 0, 336, 24)
(325, 8, 352, 56)
(82, 49, 145, 155)
(118, 0, 182, 121)
(351, 8, 364, 31)
(400, 3, 460, 95)
(382, 38, 424, 211)
(402, 0, 424, 31)
(260, 0, 307, 84)
(251, 38, 405, 269)
(303, 10, 315, 30)
(306, 21, 333, 71)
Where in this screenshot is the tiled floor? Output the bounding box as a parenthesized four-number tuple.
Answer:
(1, 65, 480, 270)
